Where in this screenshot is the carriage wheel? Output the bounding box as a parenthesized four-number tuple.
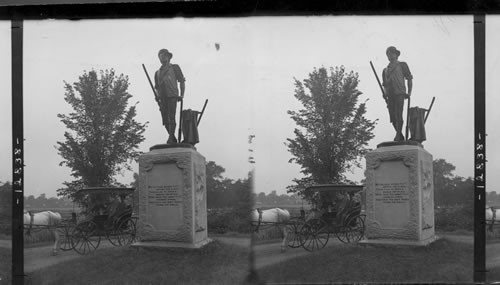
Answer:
(360, 214, 367, 223)
(59, 223, 74, 251)
(71, 221, 101, 255)
(335, 226, 350, 244)
(344, 215, 365, 243)
(299, 219, 329, 252)
(107, 218, 136, 246)
(286, 223, 303, 248)
(106, 220, 121, 247)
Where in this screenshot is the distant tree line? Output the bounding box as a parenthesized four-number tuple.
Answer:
(24, 194, 75, 209)
(0, 181, 76, 212)
(254, 190, 306, 207)
(487, 191, 500, 207)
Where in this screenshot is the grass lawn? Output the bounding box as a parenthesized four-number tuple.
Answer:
(257, 238, 472, 284)
(0, 247, 11, 285)
(488, 267, 500, 283)
(487, 238, 500, 283)
(26, 240, 250, 285)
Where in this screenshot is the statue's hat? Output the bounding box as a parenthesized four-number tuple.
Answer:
(386, 46, 401, 56)
(158, 49, 173, 59)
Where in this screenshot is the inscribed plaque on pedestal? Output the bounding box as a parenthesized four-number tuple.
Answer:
(147, 163, 183, 231)
(374, 160, 410, 229)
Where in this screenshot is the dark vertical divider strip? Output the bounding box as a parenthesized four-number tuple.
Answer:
(11, 19, 24, 285)
(473, 13, 486, 284)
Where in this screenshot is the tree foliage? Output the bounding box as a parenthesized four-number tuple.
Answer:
(205, 163, 253, 234)
(205, 161, 252, 209)
(286, 66, 376, 200)
(0, 182, 12, 235)
(433, 158, 473, 207)
(56, 69, 147, 209)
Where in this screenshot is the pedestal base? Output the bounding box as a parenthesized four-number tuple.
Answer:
(132, 238, 213, 250)
(359, 236, 439, 247)
(134, 146, 209, 249)
(363, 144, 435, 246)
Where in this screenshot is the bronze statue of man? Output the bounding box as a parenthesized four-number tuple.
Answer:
(154, 49, 185, 144)
(382, 46, 413, 142)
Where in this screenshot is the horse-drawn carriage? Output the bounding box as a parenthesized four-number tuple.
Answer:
(296, 184, 365, 251)
(252, 184, 365, 252)
(60, 187, 137, 255)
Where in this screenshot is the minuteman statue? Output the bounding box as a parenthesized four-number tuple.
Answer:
(382, 46, 413, 142)
(154, 48, 186, 144)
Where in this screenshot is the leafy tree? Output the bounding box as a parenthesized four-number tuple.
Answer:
(257, 192, 266, 204)
(286, 66, 376, 201)
(206, 161, 231, 208)
(56, 69, 147, 211)
(131, 172, 139, 189)
(35, 193, 47, 207)
(206, 161, 227, 193)
(204, 160, 254, 210)
(433, 159, 456, 192)
(268, 190, 278, 205)
(0, 182, 11, 235)
(433, 158, 473, 207)
(0, 182, 11, 217)
(25, 195, 35, 207)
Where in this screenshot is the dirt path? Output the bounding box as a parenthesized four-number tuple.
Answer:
(25, 245, 82, 273)
(0, 238, 87, 273)
(1, 233, 476, 274)
(21, 235, 289, 273)
(253, 240, 336, 269)
(214, 236, 251, 248)
(436, 232, 473, 244)
(13, 236, 252, 274)
(24, 240, 116, 273)
(487, 241, 500, 269)
(0, 240, 10, 248)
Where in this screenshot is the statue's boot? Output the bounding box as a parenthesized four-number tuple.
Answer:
(167, 135, 177, 144)
(394, 132, 405, 142)
(166, 125, 177, 144)
(393, 122, 405, 142)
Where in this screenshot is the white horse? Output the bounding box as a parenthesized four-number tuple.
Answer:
(251, 208, 290, 252)
(24, 211, 62, 255)
(486, 206, 500, 232)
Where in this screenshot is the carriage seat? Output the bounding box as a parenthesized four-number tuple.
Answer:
(337, 200, 361, 224)
(93, 214, 109, 223)
(110, 205, 132, 223)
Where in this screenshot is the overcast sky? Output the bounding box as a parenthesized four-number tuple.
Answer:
(0, 21, 11, 189)
(0, 16, 480, 198)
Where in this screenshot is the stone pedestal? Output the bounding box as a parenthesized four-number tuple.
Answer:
(361, 143, 436, 246)
(133, 145, 210, 249)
